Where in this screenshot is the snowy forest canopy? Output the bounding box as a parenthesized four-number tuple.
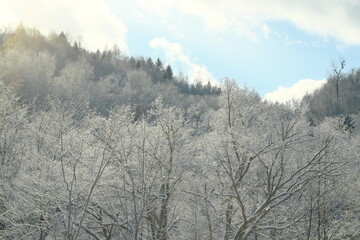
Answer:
(1, 26, 360, 240)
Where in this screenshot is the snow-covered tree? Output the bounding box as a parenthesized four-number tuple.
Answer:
(198, 79, 340, 240)
(0, 82, 27, 236)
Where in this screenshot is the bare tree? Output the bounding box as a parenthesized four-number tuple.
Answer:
(0, 82, 27, 238)
(331, 58, 346, 115)
(202, 79, 340, 240)
(144, 97, 188, 240)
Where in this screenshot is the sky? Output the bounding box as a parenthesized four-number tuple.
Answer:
(1, 0, 360, 103)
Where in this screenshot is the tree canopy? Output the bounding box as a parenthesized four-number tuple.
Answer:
(1, 25, 360, 240)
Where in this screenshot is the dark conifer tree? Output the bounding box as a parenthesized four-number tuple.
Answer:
(136, 60, 141, 69)
(155, 58, 164, 71)
(339, 114, 355, 133)
(146, 57, 154, 68)
(164, 65, 174, 82)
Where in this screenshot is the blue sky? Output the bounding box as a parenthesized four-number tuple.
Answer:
(2, 0, 360, 102)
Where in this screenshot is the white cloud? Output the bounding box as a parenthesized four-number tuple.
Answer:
(167, 24, 185, 39)
(138, 0, 360, 45)
(262, 24, 271, 40)
(149, 38, 190, 64)
(149, 37, 219, 86)
(138, 0, 229, 31)
(0, 0, 129, 54)
(263, 79, 327, 103)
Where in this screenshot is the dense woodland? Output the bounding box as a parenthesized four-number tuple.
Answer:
(1, 26, 360, 240)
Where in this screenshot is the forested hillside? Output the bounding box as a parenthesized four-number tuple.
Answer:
(304, 60, 360, 126)
(0, 25, 220, 117)
(1, 26, 360, 240)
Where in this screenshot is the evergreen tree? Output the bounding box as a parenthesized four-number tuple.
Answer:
(205, 81, 212, 94)
(164, 65, 174, 82)
(155, 58, 164, 71)
(129, 56, 137, 69)
(338, 114, 355, 133)
(146, 57, 154, 68)
(136, 60, 141, 69)
(59, 31, 67, 41)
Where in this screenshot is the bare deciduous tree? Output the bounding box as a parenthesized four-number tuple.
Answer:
(200, 79, 340, 240)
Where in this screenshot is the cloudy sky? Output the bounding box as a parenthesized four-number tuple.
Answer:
(1, 0, 360, 103)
